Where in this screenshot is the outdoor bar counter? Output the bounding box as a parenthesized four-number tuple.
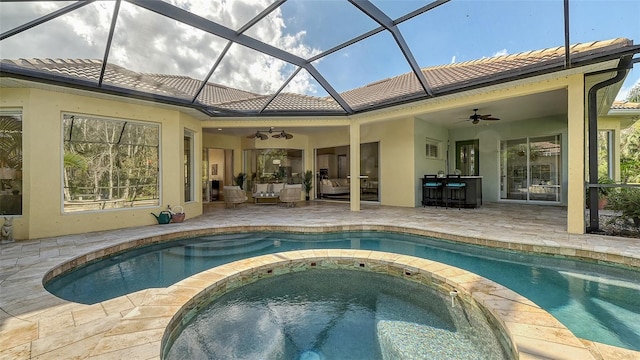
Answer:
(421, 175, 482, 208)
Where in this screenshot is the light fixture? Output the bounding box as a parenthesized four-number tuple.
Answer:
(246, 127, 293, 140)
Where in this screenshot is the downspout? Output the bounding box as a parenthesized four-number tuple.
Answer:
(586, 57, 631, 232)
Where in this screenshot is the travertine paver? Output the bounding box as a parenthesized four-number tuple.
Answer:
(1, 202, 639, 359)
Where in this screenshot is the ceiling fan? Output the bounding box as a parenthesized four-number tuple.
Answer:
(271, 130, 293, 139)
(466, 109, 500, 124)
(247, 130, 269, 140)
(246, 127, 293, 140)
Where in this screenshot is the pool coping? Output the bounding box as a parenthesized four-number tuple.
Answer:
(1, 224, 639, 359)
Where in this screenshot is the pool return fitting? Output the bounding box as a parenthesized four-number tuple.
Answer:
(449, 289, 458, 308)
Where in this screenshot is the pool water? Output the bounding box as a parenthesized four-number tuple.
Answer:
(165, 269, 509, 360)
(45, 231, 640, 351)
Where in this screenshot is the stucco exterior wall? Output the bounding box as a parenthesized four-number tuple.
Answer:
(414, 119, 448, 206)
(0, 87, 203, 240)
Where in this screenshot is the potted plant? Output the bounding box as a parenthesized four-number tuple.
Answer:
(597, 176, 615, 209)
(303, 170, 313, 201)
(235, 172, 247, 190)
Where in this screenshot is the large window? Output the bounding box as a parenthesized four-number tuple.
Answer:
(0, 111, 22, 216)
(244, 148, 304, 191)
(62, 114, 160, 212)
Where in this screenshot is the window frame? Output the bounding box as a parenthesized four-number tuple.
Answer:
(184, 129, 195, 203)
(0, 109, 23, 216)
(425, 138, 441, 159)
(61, 113, 161, 213)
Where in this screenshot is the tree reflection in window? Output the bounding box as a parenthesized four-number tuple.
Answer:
(62, 114, 160, 212)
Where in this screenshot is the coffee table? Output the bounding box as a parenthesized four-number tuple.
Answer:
(254, 194, 279, 205)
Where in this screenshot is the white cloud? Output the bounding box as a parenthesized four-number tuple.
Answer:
(0, 0, 320, 95)
(616, 71, 640, 101)
(493, 49, 508, 57)
(450, 55, 456, 64)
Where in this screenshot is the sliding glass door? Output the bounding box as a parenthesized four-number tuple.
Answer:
(500, 135, 561, 202)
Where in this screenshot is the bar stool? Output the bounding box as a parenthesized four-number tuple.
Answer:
(422, 175, 442, 207)
(445, 174, 466, 209)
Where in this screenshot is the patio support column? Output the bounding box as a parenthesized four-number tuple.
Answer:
(350, 120, 361, 211)
(567, 74, 585, 234)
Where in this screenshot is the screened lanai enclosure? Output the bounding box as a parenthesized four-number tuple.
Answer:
(1, 1, 639, 236)
(2, 1, 637, 116)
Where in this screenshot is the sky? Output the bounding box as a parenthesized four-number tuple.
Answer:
(0, 0, 639, 100)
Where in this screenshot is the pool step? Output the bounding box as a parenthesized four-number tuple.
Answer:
(163, 237, 275, 258)
(375, 294, 482, 360)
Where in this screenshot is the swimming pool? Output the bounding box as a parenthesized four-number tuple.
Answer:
(44, 231, 640, 351)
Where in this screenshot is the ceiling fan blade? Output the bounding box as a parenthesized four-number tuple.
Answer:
(248, 131, 261, 139)
(271, 133, 281, 138)
(285, 133, 293, 139)
(259, 133, 268, 140)
(483, 117, 500, 121)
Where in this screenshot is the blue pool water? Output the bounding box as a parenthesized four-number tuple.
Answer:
(166, 269, 509, 360)
(45, 231, 640, 351)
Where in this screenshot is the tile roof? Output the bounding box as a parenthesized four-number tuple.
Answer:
(146, 74, 260, 104)
(0, 58, 194, 99)
(342, 38, 634, 110)
(611, 100, 640, 110)
(1, 38, 635, 116)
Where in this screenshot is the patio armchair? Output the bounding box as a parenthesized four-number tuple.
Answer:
(279, 184, 302, 207)
(223, 186, 247, 208)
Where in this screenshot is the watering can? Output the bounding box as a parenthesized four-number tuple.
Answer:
(151, 211, 172, 224)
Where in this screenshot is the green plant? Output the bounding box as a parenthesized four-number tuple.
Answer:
(272, 167, 286, 182)
(234, 172, 247, 190)
(302, 170, 313, 199)
(597, 176, 615, 197)
(607, 188, 640, 228)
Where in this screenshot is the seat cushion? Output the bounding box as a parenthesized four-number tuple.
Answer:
(255, 183, 269, 193)
(271, 183, 285, 194)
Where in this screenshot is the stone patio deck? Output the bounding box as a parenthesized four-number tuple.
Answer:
(1, 202, 639, 359)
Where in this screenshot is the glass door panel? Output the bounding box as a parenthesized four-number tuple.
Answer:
(501, 138, 528, 200)
(500, 136, 561, 202)
(528, 135, 561, 202)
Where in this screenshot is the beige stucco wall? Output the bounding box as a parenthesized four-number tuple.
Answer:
(4, 69, 607, 237)
(1, 87, 203, 240)
(414, 118, 449, 206)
